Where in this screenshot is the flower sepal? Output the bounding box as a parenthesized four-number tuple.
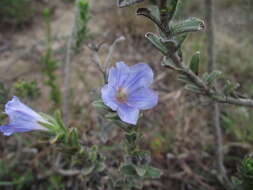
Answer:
(39, 110, 67, 135)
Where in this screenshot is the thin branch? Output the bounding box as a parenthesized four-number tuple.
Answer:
(167, 53, 253, 108)
(205, 0, 230, 187)
(63, 0, 79, 125)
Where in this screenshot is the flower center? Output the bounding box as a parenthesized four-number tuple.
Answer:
(116, 88, 128, 103)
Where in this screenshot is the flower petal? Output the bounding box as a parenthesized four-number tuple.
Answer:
(127, 88, 158, 110)
(117, 104, 139, 125)
(0, 125, 30, 136)
(108, 62, 130, 88)
(5, 96, 44, 123)
(101, 84, 118, 111)
(0, 96, 48, 136)
(0, 121, 47, 136)
(123, 63, 154, 92)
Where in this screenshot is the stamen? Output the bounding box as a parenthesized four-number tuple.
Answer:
(116, 88, 128, 103)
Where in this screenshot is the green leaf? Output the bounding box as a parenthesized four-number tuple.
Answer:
(117, 0, 144, 7)
(190, 51, 200, 75)
(167, 0, 180, 22)
(177, 74, 191, 83)
(144, 166, 162, 179)
(205, 71, 222, 85)
(145, 32, 168, 54)
(120, 164, 138, 176)
(68, 128, 79, 147)
(54, 110, 67, 132)
(170, 17, 205, 36)
(185, 84, 202, 93)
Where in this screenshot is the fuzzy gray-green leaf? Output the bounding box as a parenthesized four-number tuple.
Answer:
(145, 32, 168, 54)
(170, 17, 205, 36)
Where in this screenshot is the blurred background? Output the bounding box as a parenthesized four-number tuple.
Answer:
(0, 0, 253, 189)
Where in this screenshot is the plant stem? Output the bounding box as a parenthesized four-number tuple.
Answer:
(63, 0, 79, 124)
(205, 0, 228, 184)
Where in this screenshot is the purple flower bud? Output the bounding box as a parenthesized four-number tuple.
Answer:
(0, 96, 49, 136)
(101, 62, 158, 125)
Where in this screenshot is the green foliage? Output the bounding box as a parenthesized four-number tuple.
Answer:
(13, 80, 41, 100)
(233, 155, 253, 190)
(41, 8, 61, 108)
(75, 0, 90, 51)
(0, 0, 33, 25)
(0, 160, 34, 190)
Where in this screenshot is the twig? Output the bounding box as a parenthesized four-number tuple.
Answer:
(167, 53, 253, 108)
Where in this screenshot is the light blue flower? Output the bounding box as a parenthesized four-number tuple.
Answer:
(101, 62, 158, 125)
(0, 96, 49, 136)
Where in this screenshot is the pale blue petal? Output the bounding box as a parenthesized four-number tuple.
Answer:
(108, 62, 130, 88)
(117, 104, 139, 125)
(101, 84, 118, 111)
(0, 96, 47, 136)
(123, 63, 154, 92)
(6, 96, 45, 123)
(127, 88, 158, 110)
(0, 124, 37, 136)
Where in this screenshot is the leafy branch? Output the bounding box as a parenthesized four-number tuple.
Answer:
(132, 0, 253, 108)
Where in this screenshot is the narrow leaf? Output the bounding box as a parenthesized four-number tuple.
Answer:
(185, 84, 202, 93)
(167, 0, 180, 22)
(145, 32, 168, 54)
(205, 71, 222, 85)
(190, 51, 200, 75)
(136, 7, 162, 30)
(170, 17, 205, 36)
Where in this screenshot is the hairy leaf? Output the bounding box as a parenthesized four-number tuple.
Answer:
(145, 32, 168, 54)
(170, 17, 205, 36)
